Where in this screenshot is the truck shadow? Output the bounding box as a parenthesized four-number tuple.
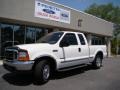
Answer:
(2, 65, 98, 86)
(2, 72, 33, 86)
(52, 65, 98, 79)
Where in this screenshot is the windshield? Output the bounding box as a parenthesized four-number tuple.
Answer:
(36, 32, 64, 44)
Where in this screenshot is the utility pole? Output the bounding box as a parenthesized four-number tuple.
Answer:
(116, 35, 119, 55)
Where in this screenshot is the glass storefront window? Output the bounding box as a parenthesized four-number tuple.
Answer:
(0, 23, 53, 58)
(1, 23, 14, 57)
(47, 28, 53, 33)
(92, 35, 105, 45)
(26, 27, 36, 44)
(1, 24, 14, 44)
(36, 28, 45, 42)
(0, 24, 1, 59)
(14, 25, 25, 45)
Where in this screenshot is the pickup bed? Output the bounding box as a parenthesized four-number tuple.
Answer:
(3, 31, 107, 83)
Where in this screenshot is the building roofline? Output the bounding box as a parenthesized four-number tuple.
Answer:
(46, 0, 114, 25)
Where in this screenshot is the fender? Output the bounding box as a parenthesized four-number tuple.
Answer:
(94, 49, 104, 59)
(31, 52, 58, 61)
(31, 52, 60, 68)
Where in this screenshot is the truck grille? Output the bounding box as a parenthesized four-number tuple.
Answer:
(5, 50, 18, 60)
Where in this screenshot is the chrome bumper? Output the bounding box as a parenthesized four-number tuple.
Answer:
(3, 60, 34, 71)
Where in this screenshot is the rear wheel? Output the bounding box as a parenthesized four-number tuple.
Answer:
(92, 55, 102, 69)
(34, 60, 50, 84)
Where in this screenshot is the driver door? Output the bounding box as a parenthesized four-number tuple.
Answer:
(60, 33, 80, 61)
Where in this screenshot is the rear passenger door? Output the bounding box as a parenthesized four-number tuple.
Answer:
(77, 34, 89, 61)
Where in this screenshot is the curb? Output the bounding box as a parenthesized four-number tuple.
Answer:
(111, 55, 120, 58)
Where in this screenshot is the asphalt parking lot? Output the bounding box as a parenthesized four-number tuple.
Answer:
(0, 57, 120, 90)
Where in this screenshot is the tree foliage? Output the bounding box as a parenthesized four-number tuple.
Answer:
(85, 3, 120, 24)
(85, 3, 120, 54)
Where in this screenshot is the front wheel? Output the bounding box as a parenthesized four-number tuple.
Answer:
(34, 60, 51, 84)
(92, 55, 102, 69)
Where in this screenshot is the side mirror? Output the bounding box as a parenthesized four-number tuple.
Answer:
(60, 40, 69, 47)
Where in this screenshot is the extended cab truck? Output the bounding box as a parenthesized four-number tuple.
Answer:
(3, 31, 107, 83)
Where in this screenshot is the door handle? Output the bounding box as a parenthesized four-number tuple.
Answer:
(53, 50, 58, 52)
(78, 48, 81, 52)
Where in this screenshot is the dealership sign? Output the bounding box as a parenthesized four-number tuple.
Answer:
(35, 0, 70, 24)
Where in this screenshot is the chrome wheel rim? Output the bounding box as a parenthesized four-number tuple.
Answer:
(96, 57, 101, 67)
(43, 65, 50, 80)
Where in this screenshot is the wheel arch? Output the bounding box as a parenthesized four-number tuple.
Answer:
(95, 51, 104, 60)
(32, 55, 57, 72)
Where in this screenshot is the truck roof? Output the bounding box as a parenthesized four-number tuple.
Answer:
(55, 31, 83, 34)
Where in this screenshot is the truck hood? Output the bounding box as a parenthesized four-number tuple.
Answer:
(15, 43, 57, 60)
(16, 43, 53, 51)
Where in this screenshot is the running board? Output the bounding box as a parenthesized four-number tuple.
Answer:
(58, 64, 87, 72)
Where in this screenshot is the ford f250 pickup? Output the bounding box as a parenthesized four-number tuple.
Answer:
(3, 31, 107, 83)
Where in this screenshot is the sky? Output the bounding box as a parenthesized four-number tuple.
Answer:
(50, 0, 120, 11)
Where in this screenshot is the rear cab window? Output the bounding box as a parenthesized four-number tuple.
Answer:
(78, 34, 86, 45)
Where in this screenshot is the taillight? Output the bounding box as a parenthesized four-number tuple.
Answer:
(18, 49, 30, 61)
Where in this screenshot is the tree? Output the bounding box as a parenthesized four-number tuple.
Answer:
(85, 3, 120, 24)
(85, 3, 120, 54)
(113, 24, 120, 54)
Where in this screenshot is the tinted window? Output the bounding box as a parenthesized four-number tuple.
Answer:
(1, 24, 14, 57)
(36, 28, 45, 42)
(78, 34, 86, 45)
(61, 33, 78, 45)
(26, 27, 36, 44)
(14, 25, 25, 44)
(1, 24, 14, 45)
(0, 23, 53, 59)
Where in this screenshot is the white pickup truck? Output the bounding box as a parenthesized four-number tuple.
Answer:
(3, 31, 107, 83)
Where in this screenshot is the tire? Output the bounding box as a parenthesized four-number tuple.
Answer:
(34, 60, 50, 84)
(92, 55, 102, 69)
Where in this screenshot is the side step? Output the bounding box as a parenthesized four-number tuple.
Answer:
(58, 64, 87, 72)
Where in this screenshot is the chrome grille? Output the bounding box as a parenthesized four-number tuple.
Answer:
(5, 50, 18, 60)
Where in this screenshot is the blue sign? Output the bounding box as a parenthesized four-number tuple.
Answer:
(61, 13, 68, 18)
(43, 9, 55, 14)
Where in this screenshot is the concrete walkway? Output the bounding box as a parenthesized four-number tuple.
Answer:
(0, 60, 3, 65)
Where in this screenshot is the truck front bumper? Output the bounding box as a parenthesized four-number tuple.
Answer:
(3, 60, 34, 72)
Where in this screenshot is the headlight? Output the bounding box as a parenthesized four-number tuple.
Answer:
(18, 49, 30, 61)
(19, 52, 27, 57)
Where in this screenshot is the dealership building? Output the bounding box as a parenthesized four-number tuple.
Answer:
(0, 0, 113, 59)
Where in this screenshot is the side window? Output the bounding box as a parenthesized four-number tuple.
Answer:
(61, 33, 78, 45)
(78, 34, 86, 45)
